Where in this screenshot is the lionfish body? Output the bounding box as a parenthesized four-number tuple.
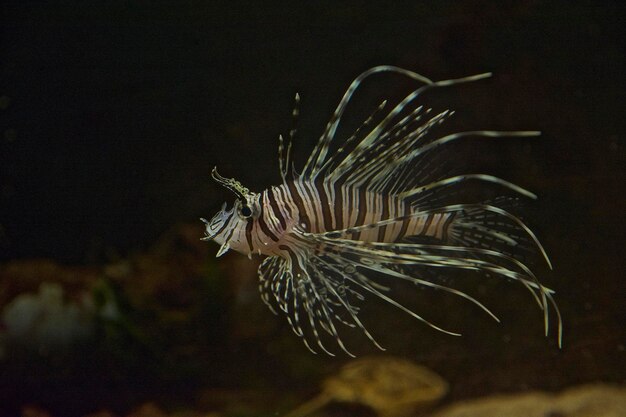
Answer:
(203, 66, 562, 356)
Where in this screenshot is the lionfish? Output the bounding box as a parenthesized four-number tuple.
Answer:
(201, 66, 562, 356)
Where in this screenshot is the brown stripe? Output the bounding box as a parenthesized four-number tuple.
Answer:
(353, 187, 368, 240)
(287, 180, 311, 232)
(333, 180, 344, 230)
(396, 203, 410, 241)
(257, 200, 279, 242)
(275, 186, 293, 217)
(219, 226, 236, 252)
(377, 195, 390, 241)
(419, 214, 434, 236)
(267, 188, 287, 230)
(245, 218, 254, 252)
(441, 212, 456, 240)
(279, 245, 300, 274)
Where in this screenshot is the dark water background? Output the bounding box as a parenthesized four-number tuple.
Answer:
(1, 1, 624, 416)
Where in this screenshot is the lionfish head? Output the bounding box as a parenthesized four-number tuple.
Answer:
(200, 167, 258, 257)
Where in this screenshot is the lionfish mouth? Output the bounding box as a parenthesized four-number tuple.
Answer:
(200, 202, 230, 241)
(200, 218, 234, 257)
(199, 218, 216, 241)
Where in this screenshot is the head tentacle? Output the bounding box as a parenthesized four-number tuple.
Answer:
(211, 167, 251, 201)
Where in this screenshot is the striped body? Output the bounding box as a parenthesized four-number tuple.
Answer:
(202, 66, 562, 355)
(249, 180, 456, 257)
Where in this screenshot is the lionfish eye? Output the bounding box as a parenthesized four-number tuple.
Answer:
(240, 205, 252, 218)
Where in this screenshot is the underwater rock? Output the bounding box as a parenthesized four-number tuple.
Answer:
(285, 356, 448, 417)
(431, 383, 626, 417)
(1, 282, 96, 354)
(0, 259, 121, 358)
